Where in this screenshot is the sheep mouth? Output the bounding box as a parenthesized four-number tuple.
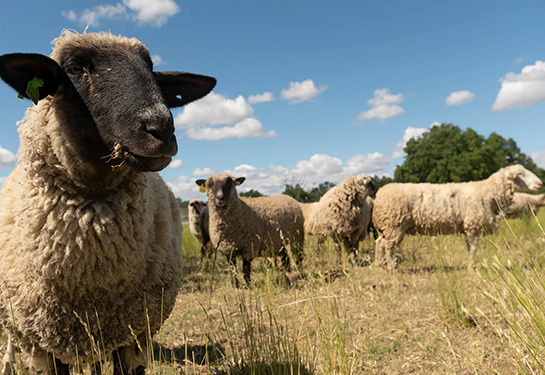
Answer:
(102, 143, 172, 172)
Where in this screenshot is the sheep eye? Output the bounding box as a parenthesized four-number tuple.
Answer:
(66, 65, 84, 75)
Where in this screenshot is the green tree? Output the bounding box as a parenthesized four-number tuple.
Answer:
(240, 189, 264, 198)
(394, 123, 545, 184)
(282, 183, 312, 203)
(308, 181, 336, 202)
(370, 175, 393, 189)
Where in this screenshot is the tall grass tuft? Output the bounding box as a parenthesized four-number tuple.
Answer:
(482, 210, 545, 373)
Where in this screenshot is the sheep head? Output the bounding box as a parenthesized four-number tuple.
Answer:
(0, 31, 216, 173)
(196, 174, 245, 211)
(504, 164, 543, 192)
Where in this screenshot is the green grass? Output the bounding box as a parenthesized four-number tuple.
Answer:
(4, 212, 545, 374)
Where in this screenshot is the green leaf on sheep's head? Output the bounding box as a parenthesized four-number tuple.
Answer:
(199, 184, 206, 193)
(26, 77, 44, 105)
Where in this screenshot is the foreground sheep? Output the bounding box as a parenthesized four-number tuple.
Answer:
(0, 31, 215, 375)
(188, 199, 211, 255)
(304, 176, 375, 256)
(505, 192, 545, 218)
(196, 173, 304, 284)
(373, 165, 543, 270)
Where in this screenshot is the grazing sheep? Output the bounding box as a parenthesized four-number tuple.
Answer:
(196, 173, 304, 284)
(188, 199, 212, 255)
(304, 176, 375, 257)
(373, 164, 543, 270)
(0, 30, 215, 375)
(505, 192, 545, 218)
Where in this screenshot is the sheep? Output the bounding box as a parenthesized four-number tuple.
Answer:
(0, 30, 215, 375)
(372, 164, 543, 270)
(505, 192, 545, 218)
(195, 173, 304, 284)
(303, 175, 375, 258)
(188, 199, 212, 255)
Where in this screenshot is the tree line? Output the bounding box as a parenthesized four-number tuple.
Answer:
(179, 123, 545, 206)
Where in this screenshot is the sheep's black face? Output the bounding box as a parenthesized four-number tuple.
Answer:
(59, 46, 176, 172)
(200, 175, 246, 211)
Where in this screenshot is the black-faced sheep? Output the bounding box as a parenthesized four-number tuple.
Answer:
(196, 173, 304, 284)
(303, 175, 375, 257)
(0, 30, 215, 375)
(372, 164, 543, 270)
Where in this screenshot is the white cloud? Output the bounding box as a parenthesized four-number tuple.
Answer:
(357, 88, 406, 122)
(168, 159, 183, 169)
(192, 167, 214, 177)
(530, 147, 545, 169)
(123, 0, 180, 27)
(393, 126, 428, 158)
(492, 61, 545, 111)
(280, 79, 327, 104)
(62, 0, 179, 27)
(248, 92, 275, 104)
(174, 92, 277, 141)
(445, 90, 475, 106)
(185, 118, 277, 141)
(175, 93, 254, 128)
(151, 54, 164, 66)
(0, 146, 17, 168)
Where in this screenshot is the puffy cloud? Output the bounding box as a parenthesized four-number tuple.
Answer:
(175, 93, 254, 128)
(493, 61, 545, 111)
(357, 88, 406, 122)
(167, 159, 183, 169)
(174, 93, 277, 141)
(291, 154, 344, 177)
(280, 79, 327, 104)
(248, 92, 275, 104)
(185, 118, 277, 141)
(530, 147, 545, 169)
(0, 146, 17, 168)
(123, 0, 180, 26)
(393, 126, 428, 158)
(445, 90, 475, 106)
(192, 167, 214, 176)
(62, 0, 179, 27)
(151, 54, 164, 66)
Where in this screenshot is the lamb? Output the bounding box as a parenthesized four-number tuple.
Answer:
(196, 173, 305, 284)
(372, 164, 543, 270)
(188, 199, 211, 255)
(303, 175, 375, 257)
(505, 192, 545, 218)
(0, 30, 215, 375)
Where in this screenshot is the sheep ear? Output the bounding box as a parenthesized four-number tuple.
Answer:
(195, 179, 206, 187)
(155, 71, 216, 108)
(0, 53, 64, 104)
(235, 177, 245, 186)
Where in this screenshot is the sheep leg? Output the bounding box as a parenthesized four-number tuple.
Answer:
(228, 255, 240, 288)
(44, 353, 69, 375)
(1, 334, 15, 375)
(464, 233, 480, 270)
(242, 259, 252, 285)
(112, 345, 145, 375)
(375, 232, 401, 271)
(280, 247, 290, 271)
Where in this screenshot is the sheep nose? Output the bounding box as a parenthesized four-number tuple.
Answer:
(145, 122, 175, 144)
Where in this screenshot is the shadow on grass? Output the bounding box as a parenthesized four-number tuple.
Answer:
(153, 341, 225, 366)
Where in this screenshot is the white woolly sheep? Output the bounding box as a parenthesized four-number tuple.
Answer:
(303, 175, 375, 257)
(188, 199, 212, 255)
(372, 164, 543, 270)
(505, 192, 545, 218)
(196, 173, 305, 284)
(0, 30, 215, 375)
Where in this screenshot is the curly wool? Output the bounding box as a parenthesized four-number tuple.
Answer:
(304, 176, 373, 245)
(0, 36, 182, 365)
(505, 192, 545, 218)
(372, 165, 541, 269)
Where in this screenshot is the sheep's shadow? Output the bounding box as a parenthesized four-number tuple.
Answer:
(152, 341, 225, 366)
(400, 264, 464, 274)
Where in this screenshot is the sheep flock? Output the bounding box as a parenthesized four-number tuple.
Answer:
(1, 29, 544, 375)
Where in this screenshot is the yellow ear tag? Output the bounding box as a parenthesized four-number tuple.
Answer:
(199, 184, 206, 193)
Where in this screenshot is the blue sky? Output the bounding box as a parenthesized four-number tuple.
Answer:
(1, 0, 545, 200)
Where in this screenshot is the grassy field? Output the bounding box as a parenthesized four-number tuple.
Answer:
(3, 212, 545, 374)
(153, 210, 545, 374)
